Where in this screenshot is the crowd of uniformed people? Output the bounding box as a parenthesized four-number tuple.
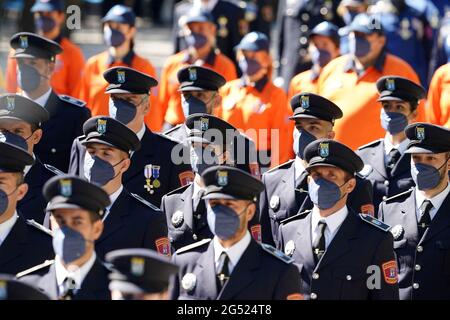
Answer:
(0, 0, 449, 300)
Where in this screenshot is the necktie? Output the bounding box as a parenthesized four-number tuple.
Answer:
(418, 200, 433, 239)
(312, 221, 327, 264)
(216, 252, 230, 291)
(59, 277, 76, 300)
(386, 148, 401, 177)
(193, 190, 206, 215)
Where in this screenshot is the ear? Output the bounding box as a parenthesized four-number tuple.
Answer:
(47, 61, 56, 74)
(327, 130, 336, 139)
(345, 177, 356, 194)
(120, 157, 131, 173)
(16, 183, 29, 201)
(128, 26, 137, 39)
(31, 128, 43, 145)
(246, 203, 256, 222)
(92, 219, 104, 241)
(409, 109, 418, 122)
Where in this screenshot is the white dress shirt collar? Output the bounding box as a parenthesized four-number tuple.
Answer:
(24, 89, 52, 107)
(55, 252, 97, 294)
(415, 182, 450, 221)
(136, 124, 146, 141)
(102, 185, 124, 221)
(384, 135, 409, 156)
(192, 180, 204, 200)
(294, 157, 306, 184)
(311, 205, 348, 248)
(213, 231, 251, 274)
(0, 212, 18, 246)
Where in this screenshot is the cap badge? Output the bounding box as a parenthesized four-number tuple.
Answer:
(131, 257, 145, 276)
(117, 70, 126, 84)
(217, 170, 228, 186)
(19, 35, 28, 49)
(200, 117, 209, 131)
(386, 78, 395, 91)
(59, 179, 72, 197)
(416, 126, 425, 140)
(319, 142, 330, 158)
(300, 95, 309, 109)
(6, 96, 15, 111)
(97, 119, 107, 135)
(188, 67, 197, 81)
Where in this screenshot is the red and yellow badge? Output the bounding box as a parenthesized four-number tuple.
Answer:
(286, 293, 304, 300)
(249, 163, 261, 179)
(361, 204, 375, 216)
(155, 237, 171, 257)
(382, 260, 398, 284)
(179, 171, 194, 186)
(250, 224, 262, 243)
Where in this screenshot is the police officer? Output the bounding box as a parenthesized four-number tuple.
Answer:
(356, 76, 426, 212)
(241, 0, 275, 38)
(260, 93, 375, 248)
(164, 65, 259, 177)
(379, 123, 450, 300)
(18, 175, 112, 300)
(0, 275, 50, 300)
(278, 139, 399, 300)
(106, 248, 179, 300)
(69, 66, 194, 207)
(171, 165, 303, 300)
(274, 0, 343, 91)
(76, 116, 169, 259)
(10, 32, 91, 172)
(0, 135, 53, 275)
(162, 114, 261, 251)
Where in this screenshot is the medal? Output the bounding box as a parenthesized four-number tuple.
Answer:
(144, 165, 154, 194)
(152, 165, 161, 189)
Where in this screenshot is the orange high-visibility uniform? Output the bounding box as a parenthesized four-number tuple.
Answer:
(288, 69, 320, 101)
(426, 63, 450, 128)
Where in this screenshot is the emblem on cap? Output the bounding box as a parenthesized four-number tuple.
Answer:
(386, 78, 395, 91)
(300, 95, 309, 109)
(6, 96, 15, 111)
(319, 142, 329, 158)
(390, 224, 404, 241)
(19, 35, 28, 49)
(172, 210, 184, 228)
(189, 67, 197, 81)
(181, 273, 197, 292)
(59, 179, 72, 197)
(200, 117, 209, 131)
(117, 70, 126, 84)
(284, 240, 296, 257)
(269, 195, 280, 210)
(97, 119, 107, 135)
(131, 257, 145, 276)
(416, 126, 425, 140)
(217, 170, 228, 186)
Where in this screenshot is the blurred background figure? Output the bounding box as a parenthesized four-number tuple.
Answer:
(337, 0, 369, 55)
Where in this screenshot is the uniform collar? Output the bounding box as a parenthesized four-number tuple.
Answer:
(294, 156, 306, 183)
(103, 185, 124, 221)
(242, 76, 269, 92)
(192, 179, 205, 200)
(415, 182, 450, 221)
(213, 231, 251, 274)
(106, 50, 135, 67)
(0, 212, 18, 245)
(343, 48, 387, 74)
(311, 205, 348, 239)
(24, 88, 52, 107)
(55, 252, 97, 292)
(383, 136, 410, 156)
(24, 153, 37, 176)
(136, 124, 146, 142)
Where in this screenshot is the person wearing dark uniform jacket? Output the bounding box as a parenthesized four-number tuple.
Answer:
(0, 136, 53, 275)
(162, 114, 262, 252)
(9, 32, 91, 173)
(356, 76, 426, 213)
(163, 65, 260, 178)
(260, 93, 375, 248)
(0, 275, 50, 300)
(69, 116, 170, 260)
(170, 165, 303, 300)
(0, 94, 62, 224)
(18, 175, 112, 300)
(106, 248, 179, 300)
(68, 66, 194, 208)
(379, 123, 450, 300)
(277, 139, 399, 300)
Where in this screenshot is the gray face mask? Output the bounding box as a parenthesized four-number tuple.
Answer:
(411, 159, 449, 191)
(308, 177, 348, 210)
(52, 226, 87, 264)
(206, 203, 248, 240)
(83, 153, 124, 186)
(0, 187, 18, 217)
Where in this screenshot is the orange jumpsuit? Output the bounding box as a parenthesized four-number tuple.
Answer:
(288, 69, 320, 101)
(426, 63, 450, 128)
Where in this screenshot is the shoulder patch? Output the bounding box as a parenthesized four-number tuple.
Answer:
(59, 95, 86, 107)
(357, 139, 383, 151)
(265, 159, 294, 174)
(43, 164, 64, 176)
(16, 259, 55, 279)
(359, 214, 391, 232)
(260, 243, 294, 264)
(26, 219, 53, 237)
(175, 238, 211, 255)
(165, 184, 191, 197)
(383, 187, 414, 203)
(130, 193, 161, 211)
(280, 210, 311, 225)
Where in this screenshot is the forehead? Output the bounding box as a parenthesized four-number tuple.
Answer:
(0, 172, 16, 182)
(0, 118, 30, 129)
(309, 165, 346, 175)
(295, 118, 328, 127)
(85, 142, 119, 153)
(51, 208, 91, 219)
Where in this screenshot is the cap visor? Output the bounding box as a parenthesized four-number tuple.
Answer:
(377, 96, 403, 102)
(288, 114, 320, 121)
(46, 203, 82, 212)
(178, 86, 207, 92)
(405, 147, 435, 154)
(105, 88, 134, 94)
(12, 53, 38, 59)
(202, 192, 239, 200)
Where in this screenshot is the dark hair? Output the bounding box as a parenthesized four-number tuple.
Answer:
(88, 211, 102, 223)
(14, 172, 25, 186)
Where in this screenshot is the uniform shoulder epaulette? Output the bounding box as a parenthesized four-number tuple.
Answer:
(357, 139, 383, 151)
(175, 238, 211, 255)
(16, 259, 55, 279)
(156, 131, 182, 145)
(356, 164, 373, 179)
(260, 243, 294, 264)
(383, 187, 414, 203)
(59, 95, 86, 107)
(26, 219, 53, 237)
(43, 164, 64, 176)
(130, 193, 161, 211)
(280, 210, 311, 225)
(165, 184, 191, 197)
(162, 124, 182, 136)
(359, 214, 391, 232)
(265, 159, 294, 174)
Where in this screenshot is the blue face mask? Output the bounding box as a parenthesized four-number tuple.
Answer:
(349, 34, 371, 58)
(17, 63, 44, 92)
(411, 160, 448, 191)
(109, 98, 137, 124)
(52, 226, 87, 264)
(380, 109, 409, 135)
(181, 95, 207, 117)
(185, 32, 208, 49)
(308, 177, 348, 210)
(238, 57, 262, 77)
(311, 48, 332, 67)
(207, 204, 246, 240)
(84, 154, 123, 186)
(190, 146, 219, 175)
(104, 27, 126, 47)
(293, 129, 317, 159)
(35, 16, 56, 33)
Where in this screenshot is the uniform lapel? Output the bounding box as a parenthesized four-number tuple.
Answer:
(294, 213, 315, 275)
(74, 259, 109, 300)
(195, 242, 218, 299)
(0, 217, 28, 267)
(390, 152, 411, 178)
(123, 128, 156, 182)
(37, 264, 58, 300)
(368, 140, 388, 179)
(43, 91, 60, 117)
(421, 192, 450, 244)
(401, 191, 419, 242)
(181, 185, 195, 231)
(280, 163, 298, 216)
(21, 160, 44, 205)
(97, 190, 130, 244)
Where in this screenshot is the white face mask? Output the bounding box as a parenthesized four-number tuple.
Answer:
(83, 152, 94, 181)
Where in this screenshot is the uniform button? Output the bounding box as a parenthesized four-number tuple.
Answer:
(312, 273, 319, 280)
(300, 24, 308, 32)
(51, 148, 56, 154)
(192, 234, 198, 240)
(310, 293, 317, 300)
(320, 7, 329, 16)
(382, 196, 387, 201)
(301, 13, 309, 21)
(417, 246, 423, 253)
(384, 180, 390, 186)
(413, 283, 419, 289)
(196, 215, 201, 220)
(346, 275, 352, 281)
(287, 8, 293, 16)
(415, 264, 421, 271)
(299, 37, 308, 45)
